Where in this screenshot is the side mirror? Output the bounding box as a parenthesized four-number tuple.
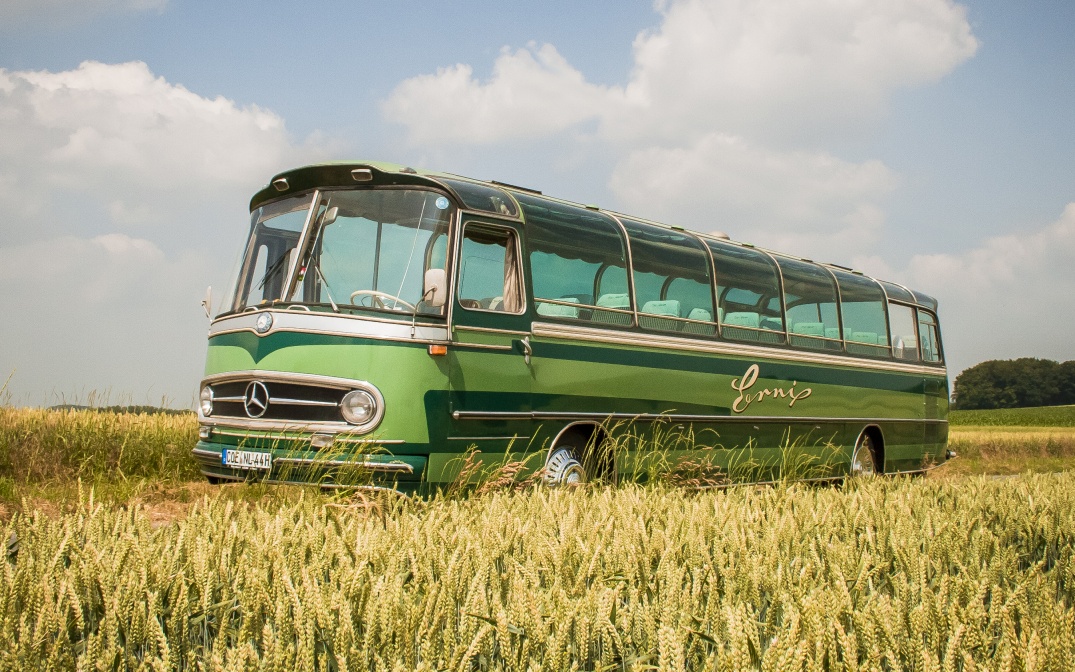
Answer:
(201, 286, 212, 319)
(423, 269, 446, 308)
(320, 206, 339, 227)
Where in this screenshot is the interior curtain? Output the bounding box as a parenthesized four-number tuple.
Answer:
(503, 232, 522, 312)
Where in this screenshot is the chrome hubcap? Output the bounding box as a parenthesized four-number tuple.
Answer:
(852, 437, 876, 475)
(544, 448, 586, 486)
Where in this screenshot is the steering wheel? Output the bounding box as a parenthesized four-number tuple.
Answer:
(349, 290, 417, 312)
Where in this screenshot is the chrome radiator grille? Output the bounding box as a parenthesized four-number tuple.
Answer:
(208, 379, 346, 423)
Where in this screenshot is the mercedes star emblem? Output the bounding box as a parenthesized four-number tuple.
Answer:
(254, 312, 273, 334)
(243, 381, 270, 418)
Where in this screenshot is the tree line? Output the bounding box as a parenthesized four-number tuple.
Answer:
(952, 358, 1075, 410)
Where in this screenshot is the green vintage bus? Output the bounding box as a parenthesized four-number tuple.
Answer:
(194, 161, 950, 490)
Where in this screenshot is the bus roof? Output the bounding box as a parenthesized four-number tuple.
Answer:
(251, 161, 938, 312)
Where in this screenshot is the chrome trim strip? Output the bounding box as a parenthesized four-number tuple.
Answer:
(202, 370, 370, 390)
(272, 456, 414, 472)
(449, 342, 514, 351)
(196, 468, 409, 491)
(201, 417, 348, 432)
(210, 310, 449, 342)
(203, 392, 340, 407)
(334, 437, 405, 445)
(447, 436, 529, 441)
(452, 410, 949, 424)
(266, 397, 339, 408)
(202, 417, 344, 432)
(530, 321, 947, 376)
(192, 446, 414, 473)
(453, 324, 531, 337)
(206, 427, 405, 443)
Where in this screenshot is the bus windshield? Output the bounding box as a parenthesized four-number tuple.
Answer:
(231, 188, 453, 316)
(231, 193, 313, 312)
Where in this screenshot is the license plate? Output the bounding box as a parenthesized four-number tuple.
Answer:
(222, 449, 272, 471)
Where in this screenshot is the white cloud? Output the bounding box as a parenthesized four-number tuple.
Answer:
(609, 133, 899, 258)
(856, 204, 1075, 375)
(613, 0, 978, 144)
(0, 60, 327, 247)
(904, 205, 1075, 293)
(382, 43, 616, 146)
(382, 0, 976, 261)
(0, 61, 303, 237)
(0, 61, 326, 404)
(0, 0, 166, 28)
(384, 0, 977, 148)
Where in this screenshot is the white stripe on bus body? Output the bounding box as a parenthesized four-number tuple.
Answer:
(451, 410, 948, 424)
(530, 321, 947, 377)
(209, 310, 449, 343)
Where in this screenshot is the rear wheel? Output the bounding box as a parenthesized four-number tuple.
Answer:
(850, 433, 879, 476)
(544, 446, 586, 486)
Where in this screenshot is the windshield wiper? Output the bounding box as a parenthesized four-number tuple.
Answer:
(315, 266, 340, 313)
(257, 251, 291, 291)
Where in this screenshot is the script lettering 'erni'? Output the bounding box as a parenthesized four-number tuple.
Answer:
(730, 364, 812, 414)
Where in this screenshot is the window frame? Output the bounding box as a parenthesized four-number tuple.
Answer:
(916, 308, 945, 365)
(885, 299, 921, 362)
(456, 220, 527, 316)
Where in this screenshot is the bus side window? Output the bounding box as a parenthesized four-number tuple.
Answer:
(706, 240, 785, 344)
(918, 310, 942, 363)
(457, 224, 523, 313)
(887, 302, 919, 361)
(776, 257, 840, 351)
(514, 192, 630, 324)
(832, 269, 890, 358)
(620, 218, 715, 335)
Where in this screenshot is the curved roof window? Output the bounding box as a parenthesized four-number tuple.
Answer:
(438, 178, 518, 217)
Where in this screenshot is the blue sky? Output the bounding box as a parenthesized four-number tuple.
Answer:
(1, 0, 1073, 406)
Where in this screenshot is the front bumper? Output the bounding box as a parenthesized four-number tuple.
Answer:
(193, 440, 426, 489)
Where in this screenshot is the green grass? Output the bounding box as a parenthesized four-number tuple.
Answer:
(0, 406, 199, 485)
(944, 426, 1075, 476)
(950, 404, 1075, 427)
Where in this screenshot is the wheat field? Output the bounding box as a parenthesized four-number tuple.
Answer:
(4, 473, 1075, 671)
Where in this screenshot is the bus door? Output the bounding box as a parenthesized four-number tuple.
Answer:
(446, 217, 534, 454)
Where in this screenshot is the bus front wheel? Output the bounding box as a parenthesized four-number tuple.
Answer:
(850, 433, 879, 476)
(543, 446, 586, 486)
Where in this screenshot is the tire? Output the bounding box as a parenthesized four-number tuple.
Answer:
(543, 446, 587, 486)
(850, 433, 879, 476)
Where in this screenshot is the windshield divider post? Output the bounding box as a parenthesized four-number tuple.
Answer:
(280, 189, 322, 302)
(372, 219, 383, 293)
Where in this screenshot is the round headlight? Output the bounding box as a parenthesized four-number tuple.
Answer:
(340, 389, 376, 425)
(200, 385, 214, 416)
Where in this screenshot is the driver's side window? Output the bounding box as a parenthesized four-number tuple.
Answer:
(457, 224, 523, 313)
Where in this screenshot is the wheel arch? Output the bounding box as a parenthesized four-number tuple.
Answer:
(549, 421, 615, 482)
(855, 424, 885, 474)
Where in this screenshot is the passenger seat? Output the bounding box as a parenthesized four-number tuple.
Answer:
(592, 293, 632, 326)
(639, 300, 680, 332)
(682, 308, 715, 336)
